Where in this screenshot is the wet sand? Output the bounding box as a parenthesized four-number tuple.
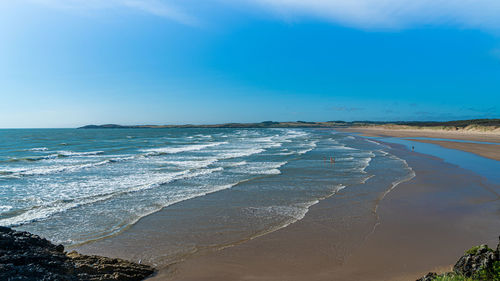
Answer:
(338, 127, 500, 161)
(150, 143, 500, 281)
(406, 139, 500, 161)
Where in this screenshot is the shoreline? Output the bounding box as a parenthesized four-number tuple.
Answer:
(149, 137, 500, 281)
(65, 130, 500, 281)
(406, 138, 500, 161)
(338, 127, 500, 162)
(72, 131, 406, 272)
(338, 127, 500, 143)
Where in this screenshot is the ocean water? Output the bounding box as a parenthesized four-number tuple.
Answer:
(0, 128, 414, 260)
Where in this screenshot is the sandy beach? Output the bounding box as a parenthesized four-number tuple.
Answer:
(339, 127, 500, 161)
(143, 137, 500, 281)
(338, 127, 500, 143)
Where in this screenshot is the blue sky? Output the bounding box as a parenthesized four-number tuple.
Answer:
(1, 0, 499, 128)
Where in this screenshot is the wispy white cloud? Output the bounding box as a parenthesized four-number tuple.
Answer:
(30, 0, 198, 26)
(28, 0, 500, 31)
(120, 0, 198, 25)
(249, 0, 500, 30)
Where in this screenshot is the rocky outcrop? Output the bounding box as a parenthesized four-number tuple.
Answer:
(0, 226, 155, 281)
(453, 244, 496, 277)
(416, 272, 438, 281)
(417, 236, 500, 281)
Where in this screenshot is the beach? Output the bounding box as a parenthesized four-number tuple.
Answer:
(338, 127, 500, 161)
(2, 128, 499, 281)
(67, 129, 500, 281)
(147, 140, 500, 281)
(4, 1, 500, 279)
(337, 127, 500, 143)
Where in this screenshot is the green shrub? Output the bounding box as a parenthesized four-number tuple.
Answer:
(433, 274, 477, 281)
(477, 261, 500, 281)
(432, 261, 500, 281)
(464, 245, 493, 255)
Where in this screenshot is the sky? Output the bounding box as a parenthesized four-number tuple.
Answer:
(1, 0, 499, 128)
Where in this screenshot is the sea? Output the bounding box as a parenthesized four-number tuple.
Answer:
(0, 128, 414, 264)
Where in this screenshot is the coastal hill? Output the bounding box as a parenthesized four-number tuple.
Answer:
(79, 119, 500, 131)
(78, 121, 348, 129)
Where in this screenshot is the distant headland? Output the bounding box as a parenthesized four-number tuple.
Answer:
(79, 119, 500, 131)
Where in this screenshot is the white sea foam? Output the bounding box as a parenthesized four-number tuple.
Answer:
(161, 158, 219, 169)
(279, 184, 346, 227)
(296, 140, 317, 154)
(28, 147, 48, 151)
(244, 185, 346, 236)
(141, 142, 227, 156)
(0, 192, 118, 227)
(57, 150, 105, 156)
(336, 157, 355, 161)
(378, 150, 389, 156)
(251, 136, 282, 148)
(5, 150, 107, 163)
(297, 148, 313, 154)
(0, 167, 225, 227)
(368, 159, 416, 239)
(365, 139, 382, 146)
(334, 145, 358, 151)
(0, 205, 12, 212)
(235, 161, 288, 175)
(1, 156, 132, 177)
(359, 157, 373, 173)
(276, 151, 295, 155)
(351, 151, 376, 158)
(4, 128, 404, 251)
(360, 174, 375, 184)
(217, 148, 265, 159)
(224, 161, 247, 167)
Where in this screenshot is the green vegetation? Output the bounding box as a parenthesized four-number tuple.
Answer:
(420, 241, 500, 281)
(477, 261, 500, 281)
(433, 274, 476, 281)
(465, 245, 493, 255)
(400, 119, 500, 128)
(429, 261, 500, 281)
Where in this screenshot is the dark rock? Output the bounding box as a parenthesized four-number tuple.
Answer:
(496, 236, 500, 260)
(453, 244, 496, 277)
(56, 244, 65, 253)
(0, 227, 155, 281)
(416, 272, 437, 281)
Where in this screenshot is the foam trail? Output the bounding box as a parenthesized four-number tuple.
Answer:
(366, 157, 416, 241)
(142, 142, 227, 156)
(242, 185, 347, 243)
(28, 147, 48, 151)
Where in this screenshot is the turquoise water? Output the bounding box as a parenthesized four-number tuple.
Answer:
(0, 128, 413, 253)
(367, 137, 500, 182)
(401, 137, 500, 145)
